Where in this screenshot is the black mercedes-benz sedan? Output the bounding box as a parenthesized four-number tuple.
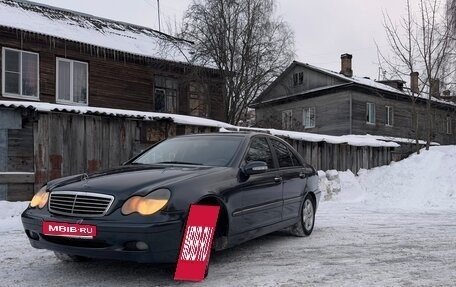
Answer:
(22, 132, 320, 263)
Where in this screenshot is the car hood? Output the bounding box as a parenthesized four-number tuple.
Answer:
(48, 164, 224, 198)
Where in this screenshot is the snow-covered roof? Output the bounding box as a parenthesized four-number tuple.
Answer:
(1, 100, 403, 148)
(299, 61, 456, 107)
(0, 100, 234, 128)
(0, 0, 193, 64)
(366, 135, 439, 146)
(255, 60, 455, 108)
(221, 127, 401, 148)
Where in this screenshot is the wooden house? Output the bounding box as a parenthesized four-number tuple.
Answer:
(251, 54, 456, 145)
(0, 0, 225, 120)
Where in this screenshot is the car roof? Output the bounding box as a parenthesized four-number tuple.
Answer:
(175, 132, 272, 139)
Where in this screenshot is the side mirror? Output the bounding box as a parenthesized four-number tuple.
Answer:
(242, 161, 268, 175)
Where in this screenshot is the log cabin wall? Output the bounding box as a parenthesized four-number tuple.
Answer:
(0, 27, 226, 121)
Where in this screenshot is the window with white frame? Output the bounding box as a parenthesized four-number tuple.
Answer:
(303, 107, 316, 128)
(56, 58, 88, 105)
(154, 76, 178, 113)
(282, 110, 293, 130)
(385, 106, 394, 126)
(2, 48, 39, 99)
(366, 102, 376, 124)
(447, 116, 452, 134)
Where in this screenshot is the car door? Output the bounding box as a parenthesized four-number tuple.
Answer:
(232, 136, 283, 234)
(270, 139, 307, 221)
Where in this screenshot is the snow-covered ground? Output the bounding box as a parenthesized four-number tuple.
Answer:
(1, 146, 455, 286)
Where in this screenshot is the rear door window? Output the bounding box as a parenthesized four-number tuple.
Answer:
(271, 139, 301, 168)
(245, 137, 274, 169)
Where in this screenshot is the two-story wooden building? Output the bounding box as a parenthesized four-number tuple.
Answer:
(0, 0, 225, 120)
(252, 54, 456, 145)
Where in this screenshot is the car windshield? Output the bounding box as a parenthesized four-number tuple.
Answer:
(133, 135, 243, 167)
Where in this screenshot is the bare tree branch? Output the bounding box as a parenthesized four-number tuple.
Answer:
(380, 0, 455, 150)
(181, 0, 295, 124)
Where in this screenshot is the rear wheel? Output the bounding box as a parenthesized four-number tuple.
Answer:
(54, 251, 89, 262)
(289, 194, 315, 237)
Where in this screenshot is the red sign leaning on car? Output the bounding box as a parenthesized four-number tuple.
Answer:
(174, 205, 220, 281)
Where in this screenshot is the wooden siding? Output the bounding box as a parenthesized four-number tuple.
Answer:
(253, 61, 456, 145)
(0, 129, 6, 200)
(351, 91, 456, 144)
(0, 28, 225, 121)
(255, 84, 456, 145)
(259, 64, 346, 103)
(255, 92, 351, 136)
(286, 139, 392, 172)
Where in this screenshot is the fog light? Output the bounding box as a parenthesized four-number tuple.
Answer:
(135, 241, 149, 251)
(124, 241, 149, 251)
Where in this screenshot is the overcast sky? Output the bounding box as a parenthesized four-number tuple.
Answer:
(31, 0, 421, 80)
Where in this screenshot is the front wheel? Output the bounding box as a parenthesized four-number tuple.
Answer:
(289, 194, 315, 237)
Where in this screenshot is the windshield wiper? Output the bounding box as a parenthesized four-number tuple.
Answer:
(155, 161, 203, 165)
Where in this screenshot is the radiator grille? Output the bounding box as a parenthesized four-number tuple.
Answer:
(48, 191, 114, 217)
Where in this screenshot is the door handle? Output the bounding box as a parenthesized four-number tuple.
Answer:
(274, 176, 282, 183)
(299, 172, 306, 179)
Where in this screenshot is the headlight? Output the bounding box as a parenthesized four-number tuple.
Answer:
(121, 188, 171, 216)
(30, 186, 49, 209)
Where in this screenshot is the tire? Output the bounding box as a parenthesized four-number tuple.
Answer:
(289, 194, 315, 237)
(54, 251, 90, 262)
(204, 264, 209, 279)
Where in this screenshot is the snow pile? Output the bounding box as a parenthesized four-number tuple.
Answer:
(0, 201, 29, 232)
(318, 170, 341, 200)
(325, 146, 456, 210)
(358, 146, 456, 210)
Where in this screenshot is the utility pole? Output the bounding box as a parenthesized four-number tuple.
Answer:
(157, 0, 161, 32)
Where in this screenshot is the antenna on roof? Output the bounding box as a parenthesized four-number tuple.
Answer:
(157, 0, 161, 32)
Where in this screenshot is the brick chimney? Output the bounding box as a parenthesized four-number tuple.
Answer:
(340, 53, 353, 77)
(410, 72, 419, 94)
(430, 78, 440, 98)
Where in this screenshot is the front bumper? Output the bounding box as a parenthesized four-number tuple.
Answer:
(21, 209, 185, 263)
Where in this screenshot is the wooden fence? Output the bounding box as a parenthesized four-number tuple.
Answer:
(287, 140, 392, 172)
(33, 112, 217, 193)
(0, 108, 217, 200)
(1, 107, 396, 201)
